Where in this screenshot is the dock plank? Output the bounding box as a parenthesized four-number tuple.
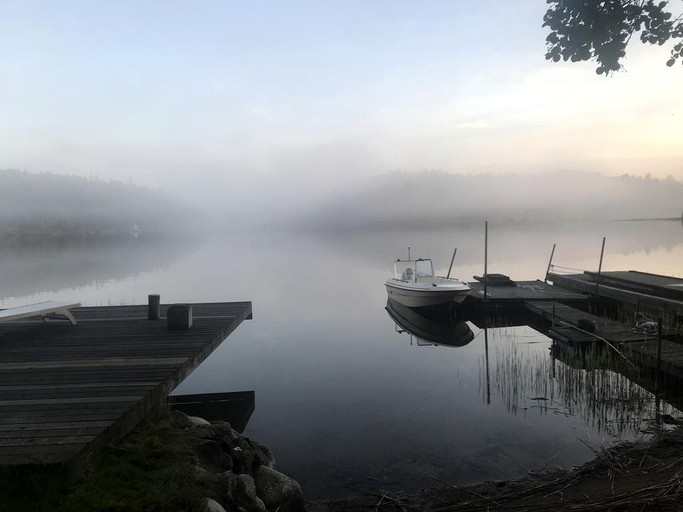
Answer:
(0, 301, 251, 468)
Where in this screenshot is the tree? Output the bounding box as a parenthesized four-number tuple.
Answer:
(543, 0, 683, 74)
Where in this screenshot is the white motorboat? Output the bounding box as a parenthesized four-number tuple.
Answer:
(385, 257, 471, 308)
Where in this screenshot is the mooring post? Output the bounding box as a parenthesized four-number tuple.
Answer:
(484, 221, 488, 302)
(446, 247, 457, 279)
(656, 317, 663, 395)
(148, 294, 160, 320)
(545, 243, 556, 283)
(167, 304, 193, 330)
(594, 236, 606, 297)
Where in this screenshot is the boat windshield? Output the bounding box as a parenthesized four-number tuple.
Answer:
(393, 259, 434, 281)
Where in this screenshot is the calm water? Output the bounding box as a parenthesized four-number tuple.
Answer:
(2, 220, 682, 499)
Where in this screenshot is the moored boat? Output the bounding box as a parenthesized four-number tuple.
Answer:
(385, 257, 471, 308)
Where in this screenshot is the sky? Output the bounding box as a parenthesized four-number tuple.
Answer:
(1, 0, 682, 205)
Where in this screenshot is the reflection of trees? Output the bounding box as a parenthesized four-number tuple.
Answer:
(0, 234, 198, 300)
(481, 328, 677, 437)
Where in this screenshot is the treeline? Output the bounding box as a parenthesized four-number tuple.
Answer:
(305, 170, 683, 230)
(0, 169, 190, 241)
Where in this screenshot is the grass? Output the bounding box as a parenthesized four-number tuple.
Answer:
(0, 409, 207, 512)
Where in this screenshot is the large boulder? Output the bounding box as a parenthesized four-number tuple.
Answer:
(222, 428, 275, 473)
(205, 497, 227, 512)
(254, 466, 304, 512)
(195, 439, 233, 471)
(233, 473, 267, 511)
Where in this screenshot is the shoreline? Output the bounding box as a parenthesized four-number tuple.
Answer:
(307, 422, 683, 511)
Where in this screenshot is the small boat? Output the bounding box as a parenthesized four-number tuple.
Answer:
(385, 257, 471, 308)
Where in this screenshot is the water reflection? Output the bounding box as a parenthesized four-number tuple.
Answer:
(0, 233, 198, 301)
(385, 299, 475, 347)
(475, 316, 679, 437)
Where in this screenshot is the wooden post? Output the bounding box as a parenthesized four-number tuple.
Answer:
(656, 317, 662, 395)
(594, 237, 606, 297)
(167, 304, 193, 330)
(148, 294, 160, 320)
(545, 243, 556, 283)
(484, 221, 488, 302)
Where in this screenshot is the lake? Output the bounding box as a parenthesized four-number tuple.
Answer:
(1, 219, 682, 499)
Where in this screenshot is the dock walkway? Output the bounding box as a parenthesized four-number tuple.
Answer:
(548, 271, 683, 317)
(0, 302, 251, 469)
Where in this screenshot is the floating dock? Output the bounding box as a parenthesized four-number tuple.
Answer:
(0, 302, 251, 470)
(548, 270, 683, 317)
(465, 271, 683, 381)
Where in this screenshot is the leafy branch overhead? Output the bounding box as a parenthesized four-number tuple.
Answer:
(544, 0, 683, 74)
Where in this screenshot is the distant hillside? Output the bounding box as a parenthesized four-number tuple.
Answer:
(302, 171, 683, 230)
(0, 169, 190, 241)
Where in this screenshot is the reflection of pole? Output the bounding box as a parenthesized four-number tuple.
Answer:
(545, 243, 556, 283)
(595, 237, 606, 297)
(484, 325, 491, 405)
(656, 317, 663, 395)
(484, 221, 488, 302)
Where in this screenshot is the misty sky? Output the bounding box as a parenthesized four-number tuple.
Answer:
(2, 1, 682, 204)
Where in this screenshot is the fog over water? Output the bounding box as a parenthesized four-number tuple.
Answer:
(3, 0, 683, 500)
(3, 213, 682, 499)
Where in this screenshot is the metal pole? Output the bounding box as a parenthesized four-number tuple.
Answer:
(545, 243, 556, 283)
(484, 221, 488, 301)
(407, 246, 411, 261)
(446, 247, 457, 279)
(594, 237, 606, 297)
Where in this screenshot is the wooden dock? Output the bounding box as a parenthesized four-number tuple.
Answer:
(548, 271, 683, 317)
(466, 279, 586, 303)
(0, 302, 251, 469)
(465, 271, 683, 381)
(523, 300, 658, 345)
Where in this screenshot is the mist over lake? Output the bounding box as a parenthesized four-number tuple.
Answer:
(4, 213, 682, 499)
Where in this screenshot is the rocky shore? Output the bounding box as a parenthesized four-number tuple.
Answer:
(183, 412, 683, 512)
(173, 411, 304, 512)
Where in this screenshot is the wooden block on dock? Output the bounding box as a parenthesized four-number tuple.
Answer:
(167, 304, 193, 330)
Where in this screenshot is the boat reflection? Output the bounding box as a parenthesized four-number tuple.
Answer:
(385, 298, 475, 347)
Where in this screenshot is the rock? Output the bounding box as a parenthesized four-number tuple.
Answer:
(222, 429, 275, 472)
(195, 439, 233, 471)
(188, 415, 212, 427)
(233, 473, 266, 511)
(205, 497, 227, 512)
(254, 466, 304, 512)
(172, 410, 192, 428)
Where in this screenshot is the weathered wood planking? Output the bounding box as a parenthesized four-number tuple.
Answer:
(0, 301, 251, 469)
(466, 280, 587, 303)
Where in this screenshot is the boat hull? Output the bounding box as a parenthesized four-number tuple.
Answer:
(385, 280, 470, 308)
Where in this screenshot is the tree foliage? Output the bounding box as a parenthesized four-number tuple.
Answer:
(544, 0, 683, 74)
